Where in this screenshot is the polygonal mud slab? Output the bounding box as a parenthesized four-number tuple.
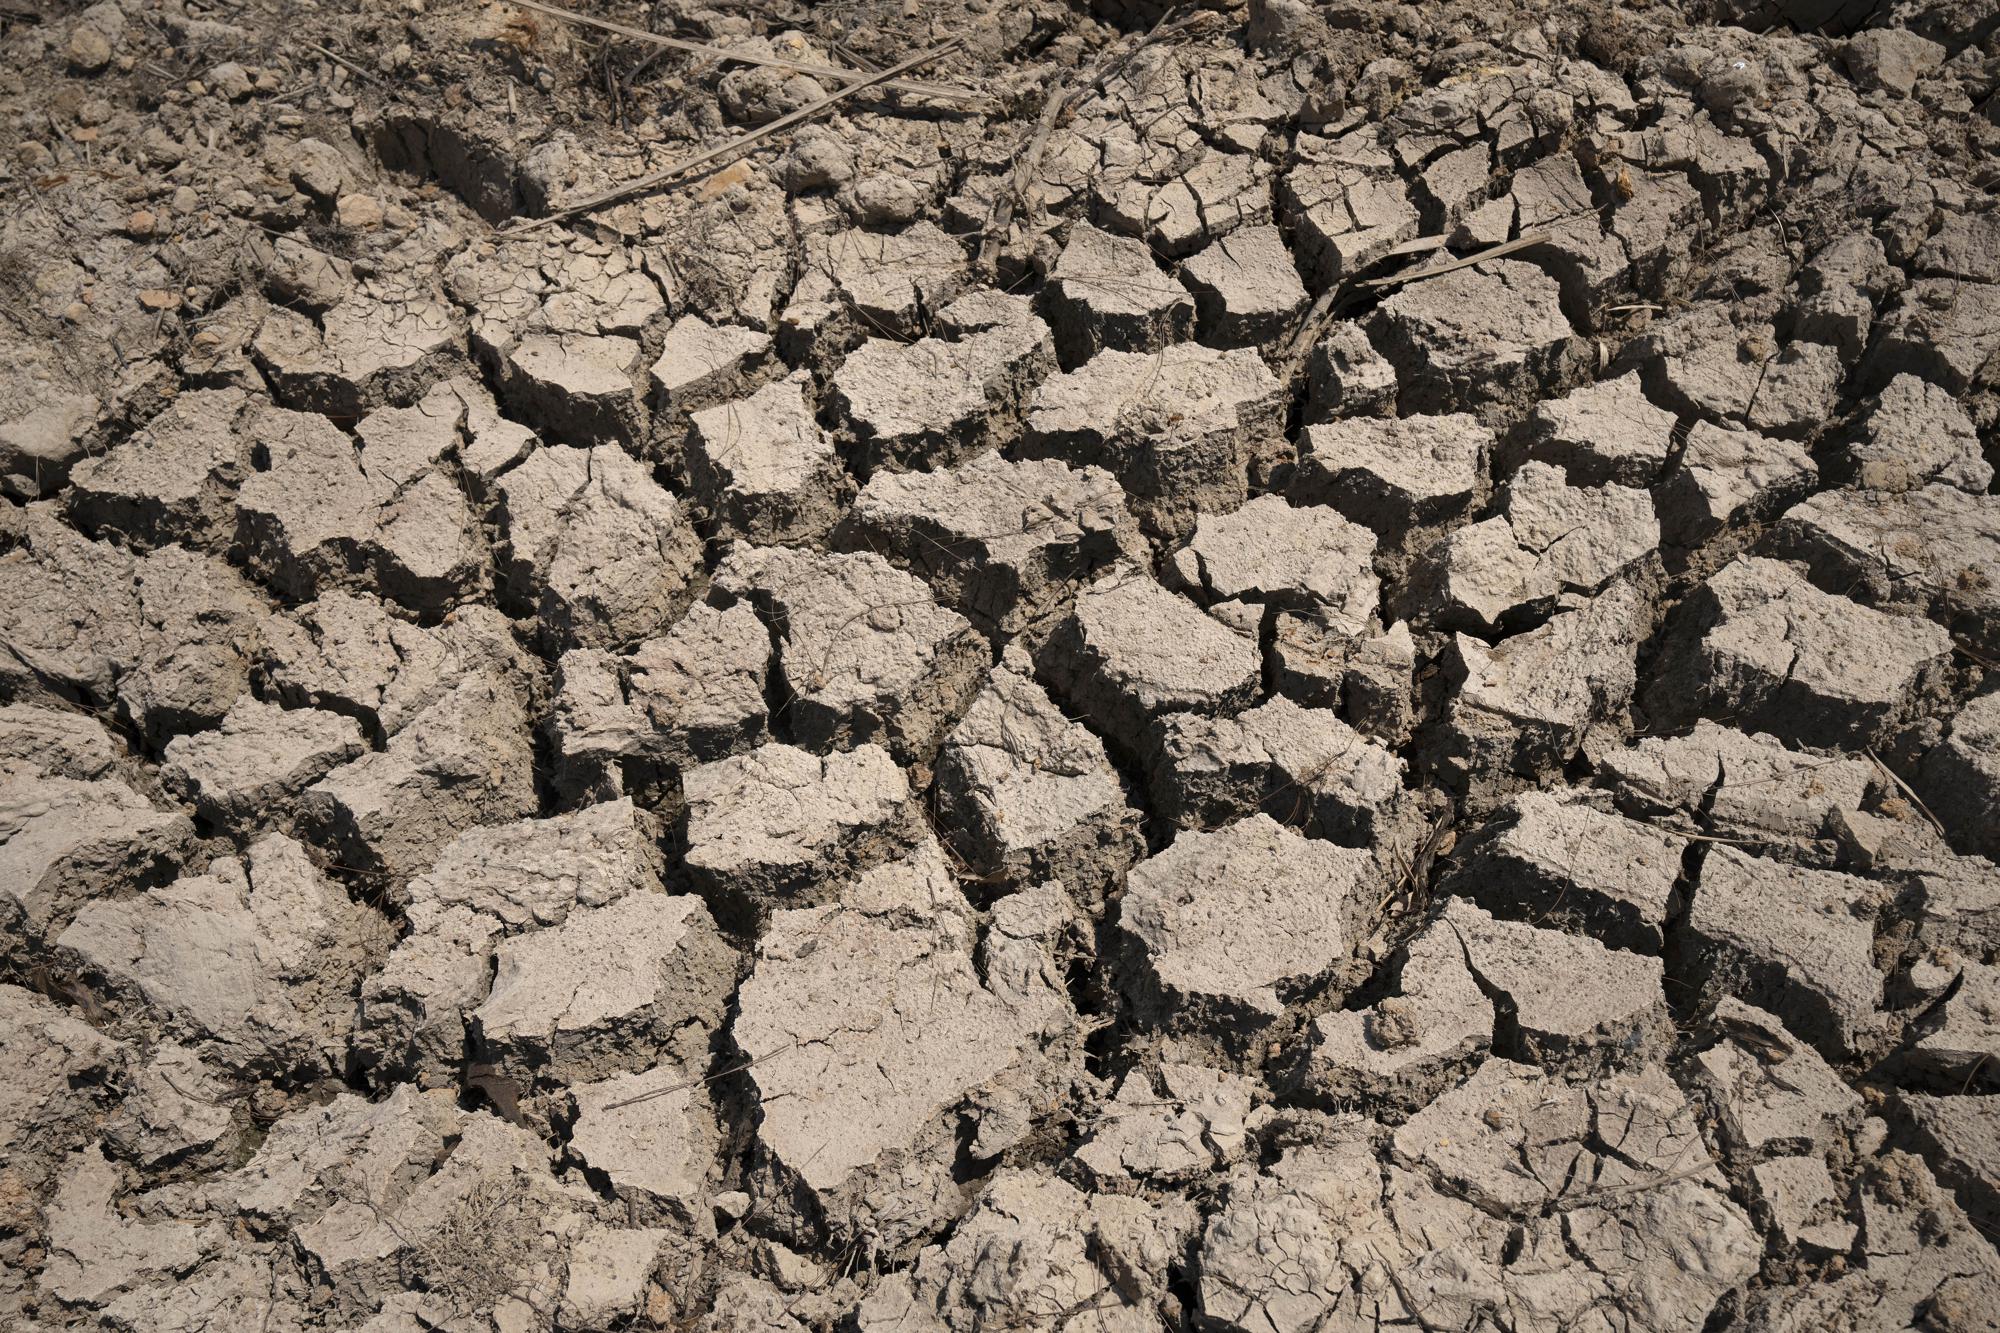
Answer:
(732, 844, 1079, 1250)
(932, 659, 1142, 898)
(840, 451, 1141, 635)
(1120, 815, 1382, 1054)
(714, 546, 988, 762)
(1035, 567, 1261, 755)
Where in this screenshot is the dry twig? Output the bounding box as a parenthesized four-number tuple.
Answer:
(499, 36, 963, 237)
(1355, 229, 1555, 288)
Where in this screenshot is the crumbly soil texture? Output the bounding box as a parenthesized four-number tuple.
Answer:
(6, 0, 2000, 1327)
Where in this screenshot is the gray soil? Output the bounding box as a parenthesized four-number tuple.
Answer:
(3, 0, 2000, 1328)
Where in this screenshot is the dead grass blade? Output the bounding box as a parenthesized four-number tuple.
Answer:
(1866, 747, 1949, 839)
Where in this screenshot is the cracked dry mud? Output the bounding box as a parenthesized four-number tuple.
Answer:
(3, 0, 2000, 1329)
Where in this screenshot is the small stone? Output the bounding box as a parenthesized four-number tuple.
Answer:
(336, 193, 385, 230)
(210, 61, 254, 100)
(67, 26, 112, 72)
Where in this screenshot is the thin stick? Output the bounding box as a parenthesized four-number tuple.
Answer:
(602, 1039, 800, 1110)
(1356, 229, 1554, 288)
(309, 41, 379, 84)
(502, 0, 981, 103)
(499, 36, 963, 237)
(1867, 747, 1949, 839)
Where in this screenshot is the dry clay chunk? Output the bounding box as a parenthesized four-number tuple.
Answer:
(1897, 1093, 2000, 1239)
(1023, 343, 1284, 535)
(1654, 421, 1816, 547)
(1597, 720, 1876, 855)
(1269, 616, 1417, 744)
(1435, 897, 1669, 1075)
(408, 796, 664, 932)
(0, 769, 195, 943)
(65, 386, 256, 549)
(497, 332, 646, 449)
(1147, 694, 1412, 847)
(1684, 846, 1887, 1061)
(1169, 494, 1380, 630)
(567, 1061, 721, 1225)
(626, 600, 773, 767)
(830, 293, 1054, 472)
(1037, 568, 1260, 754)
(1691, 998, 1865, 1159)
(161, 697, 365, 827)
(256, 592, 527, 739)
(681, 742, 917, 905)
(547, 603, 775, 802)
(299, 670, 537, 884)
(1296, 913, 1491, 1112)
(1648, 556, 1953, 750)
(0, 702, 120, 780)
(781, 221, 969, 354)
(1521, 370, 1677, 487)
(1281, 132, 1419, 286)
(1042, 221, 1193, 366)
(56, 835, 387, 1076)
(1369, 258, 1581, 414)
(716, 546, 987, 761)
(497, 443, 703, 651)
(1437, 582, 1646, 793)
(1202, 1067, 1756, 1333)
(1449, 791, 1687, 952)
(686, 373, 848, 545)
(1917, 691, 2000, 861)
(1294, 412, 1491, 536)
(841, 452, 1140, 635)
(1840, 374, 1991, 494)
(252, 288, 461, 417)
(0, 984, 128, 1192)
(1741, 1148, 2000, 1329)
(732, 844, 1078, 1249)
(856, 1169, 1192, 1333)
(1179, 224, 1308, 349)
(356, 800, 664, 1081)
(1074, 1063, 1263, 1185)
(932, 660, 1142, 895)
(649, 314, 769, 412)
(1501, 462, 1659, 592)
(0, 508, 266, 746)
(235, 400, 486, 614)
(1768, 484, 2000, 657)
(472, 891, 732, 1084)
(1121, 815, 1379, 1050)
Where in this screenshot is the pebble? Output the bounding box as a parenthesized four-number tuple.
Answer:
(336, 193, 385, 229)
(67, 27, 112, 73)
